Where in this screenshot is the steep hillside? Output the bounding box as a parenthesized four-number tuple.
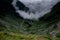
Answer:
(0, 0, 60, 40)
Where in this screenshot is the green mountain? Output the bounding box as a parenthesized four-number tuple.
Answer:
(0, 1, 60, 40)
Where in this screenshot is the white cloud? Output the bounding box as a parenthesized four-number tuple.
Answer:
(19, 0, 42, 3)
(12, 0, 60, 20)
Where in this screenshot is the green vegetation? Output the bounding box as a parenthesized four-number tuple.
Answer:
(0, 12, 60, 40)
(0, 32, 51, 40)
(0, 32, 60, 40)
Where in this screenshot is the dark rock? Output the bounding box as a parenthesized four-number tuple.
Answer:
(16, 1, 29, 12)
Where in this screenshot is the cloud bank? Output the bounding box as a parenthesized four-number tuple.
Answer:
(12, 0, 60, 20)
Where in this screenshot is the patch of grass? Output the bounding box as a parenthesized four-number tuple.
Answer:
(0, 32, 51, 40)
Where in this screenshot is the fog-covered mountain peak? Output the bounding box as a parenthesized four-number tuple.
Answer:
(12, 0, 60, 20)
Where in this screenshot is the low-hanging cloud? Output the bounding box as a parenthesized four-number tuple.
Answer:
(12, 0, 60, 20)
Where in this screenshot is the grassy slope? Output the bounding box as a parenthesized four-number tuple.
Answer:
(0, 31, 60, 40)
(0, 12, 60, 40)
